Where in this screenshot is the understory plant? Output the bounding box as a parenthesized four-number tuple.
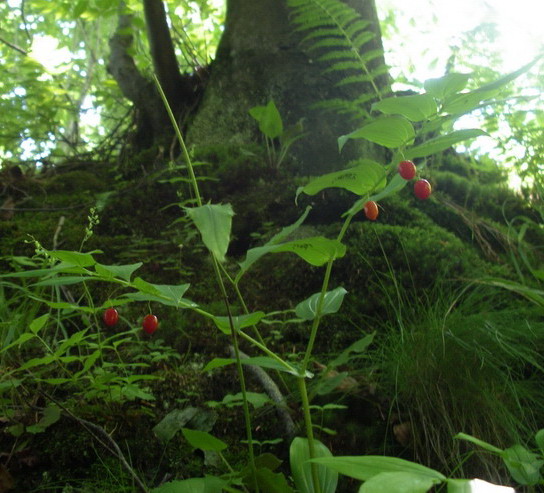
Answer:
(1, 61, 538, 493)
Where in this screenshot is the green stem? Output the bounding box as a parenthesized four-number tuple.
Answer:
(297, 377, 322, 493)
(297, 211, 355, 493)
(154, 75, 259, 492)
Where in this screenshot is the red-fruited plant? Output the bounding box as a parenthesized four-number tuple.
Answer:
(414, 179, 432, 200)
(398, 160, 416, 180)
(364, 200, 379, 220)
(142, 314, 159, 334)
(103, 308, 119, 327)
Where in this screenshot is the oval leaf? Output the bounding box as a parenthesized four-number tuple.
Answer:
(424, 73, 470, 100)
(290, 438, 338, 493)
(295, 287, 348, 321)
(249, 100, 283, 139)
(296, 160, 386, 199)
(359, 471, 439, 493)
(273, 237, 346, 266)
(405, 129, 488, 159)
(182, 428, 228, 452)
(212, 311, 266, 334)
(310, 456, 446, 482)
(339, 116, 415, 151)
(372, 94, 437, 122)
(186, 203, 234, 262)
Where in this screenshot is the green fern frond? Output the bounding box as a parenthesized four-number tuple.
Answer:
(287, 0, 388, 100)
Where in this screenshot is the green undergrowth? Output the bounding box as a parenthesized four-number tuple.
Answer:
(376, 284, 544, 483)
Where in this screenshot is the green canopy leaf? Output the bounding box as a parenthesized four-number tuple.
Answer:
(295, 287, 348, 320)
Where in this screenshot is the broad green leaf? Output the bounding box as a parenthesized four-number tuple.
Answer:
(186, 203, 234, 262)
(125, 279, 195, 308)
(182, 428, 228, 452)
(236, 207, 311, 280)
(30, 314, 49, 334)
(290, 438, 338, 493)
(212, 311, 266, 335)
(441, 89, 498, 115)
(151, 476, 226, 493)
(404, 129, 488, 159)
(48, 250, 96, 267)
(338, 116, 415, 151)
(359, 471, 439, 493)
(249, 100, 283, 139)
(94, 262, 142, 281)
(295, 287, 348, 321)
(501, 444, 544, 485)
(310, 456, 446, 482)
(424, 73, 470, 100)
(372, 94, 437, 122)
(453, 433, 503, 454)
(296, 160, 386, 200)
(273, 237, 346, 266)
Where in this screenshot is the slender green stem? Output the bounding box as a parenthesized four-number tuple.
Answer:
(297, 377, 322, 493)
(154, 75, 259, 491)
(239, 331, 298, 375)
(296, 211, 356, 493)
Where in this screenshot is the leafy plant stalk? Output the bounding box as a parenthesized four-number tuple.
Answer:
(154, 75, 259, 490)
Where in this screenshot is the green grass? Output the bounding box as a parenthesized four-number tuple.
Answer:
(376, 282, 544, 482)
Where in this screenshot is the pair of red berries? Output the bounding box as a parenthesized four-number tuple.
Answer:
(398, 160, 432, 200)
(363, 160, 432, 221)
(102, 308, 159, 335)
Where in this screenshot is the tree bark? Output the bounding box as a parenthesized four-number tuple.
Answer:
(187, 0, 391, 175)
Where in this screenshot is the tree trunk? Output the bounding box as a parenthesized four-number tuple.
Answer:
(187, 0, 391, 175)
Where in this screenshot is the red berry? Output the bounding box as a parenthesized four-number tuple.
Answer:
(398, 160, 417, 180)
(414, 179, 432, 200)
(103, 308, 119, 327)
(364, 201, 379, 221)
(142, 314, 159, 335)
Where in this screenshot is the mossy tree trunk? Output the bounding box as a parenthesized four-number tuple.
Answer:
(188, 0, 391, 174)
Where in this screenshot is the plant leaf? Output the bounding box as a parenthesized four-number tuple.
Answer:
(309, 456, 446, 482)
(339, 116, 415, 151)
(236, 207, 311, 280)
(358, 471, 439, 493)
(296, 160, 386, 200)
(290, 438, 338, 493)
(182, 428, 228, 452)
(424, 73, 471, 100)
(212, 311, 266, 334)
(295, 287, 348, 320)
(501, 444, 544, 486)
(249, 100, 283, 139)
(404, 129, 488, 159)
(186, 203, 234, 262)
(273, 237, 346, 266)
(372, 94, 437, 122)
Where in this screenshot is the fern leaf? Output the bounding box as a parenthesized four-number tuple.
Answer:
(287, 0, 387, 99)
